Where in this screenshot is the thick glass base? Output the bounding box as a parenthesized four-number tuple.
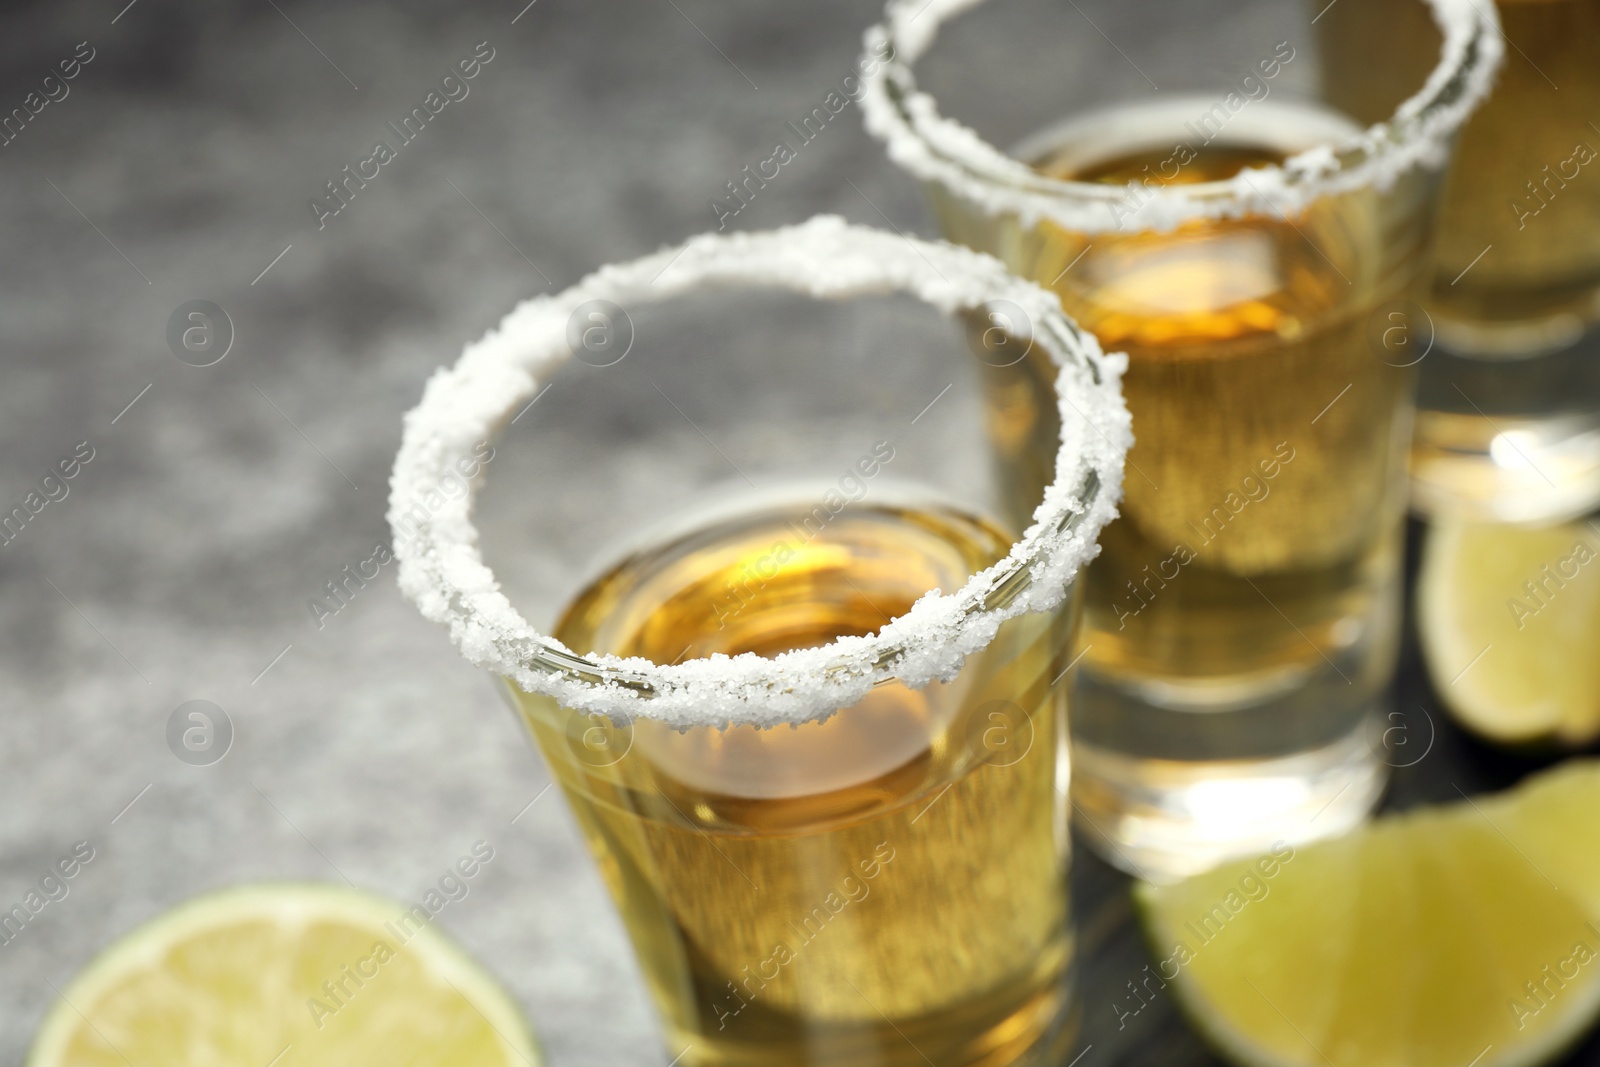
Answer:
(1411, 328, 1600, 524)
(1410, 409, 1600, 525)
(661, 968, 1079, 1067)
(1069, 667, 1389, 882)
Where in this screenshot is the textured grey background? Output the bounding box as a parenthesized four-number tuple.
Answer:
(2, 2, 1597, 1066)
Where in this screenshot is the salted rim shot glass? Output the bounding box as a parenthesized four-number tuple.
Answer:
(860, 0, 1501, 878)
(388, 218, 1130, 1067)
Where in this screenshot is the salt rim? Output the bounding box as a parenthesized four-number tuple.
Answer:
(387, 216, 1130, 729)
(859, 0, 1503, 234)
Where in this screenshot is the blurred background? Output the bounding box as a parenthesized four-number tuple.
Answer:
(0, 1, 1593, 1064)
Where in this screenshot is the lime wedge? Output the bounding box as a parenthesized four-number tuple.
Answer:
(1500, 760, 1600, 918)
(27, 883, 540, 1067)
(1419, 517, 1600, 746)
(1136, 761, 1600, 1067)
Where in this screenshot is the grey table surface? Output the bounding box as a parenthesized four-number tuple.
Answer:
(3, 1, 1598, 1065)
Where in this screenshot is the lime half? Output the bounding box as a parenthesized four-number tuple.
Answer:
(1419, 517, 1600, 746)
(1136, 761, 1600, 1067)
(27, 882, 540, 1067)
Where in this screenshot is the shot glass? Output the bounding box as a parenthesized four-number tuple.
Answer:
(1319, 0, 1600, 522)
(861, 0, 1500, 877)
(389, 219, 1130, 1067)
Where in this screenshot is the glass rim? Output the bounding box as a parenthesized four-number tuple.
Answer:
(387, 216, 1131, 728)
(859, 0, 1504, 234)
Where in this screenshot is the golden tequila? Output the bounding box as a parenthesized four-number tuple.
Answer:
(1319, 0, 1600, 521)
(510, 500, 1077, 1067)
(930, 98, 1419, 873)
(1027, 135, 1412, 694)
(1322, 0, 1600, 337)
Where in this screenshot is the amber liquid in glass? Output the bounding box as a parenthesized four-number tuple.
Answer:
(1319, 0, 1600, 522)
(1322, 0, 1600, 336)
(509, 500, 1078, 1067)
(932, 97, 1415, 874)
